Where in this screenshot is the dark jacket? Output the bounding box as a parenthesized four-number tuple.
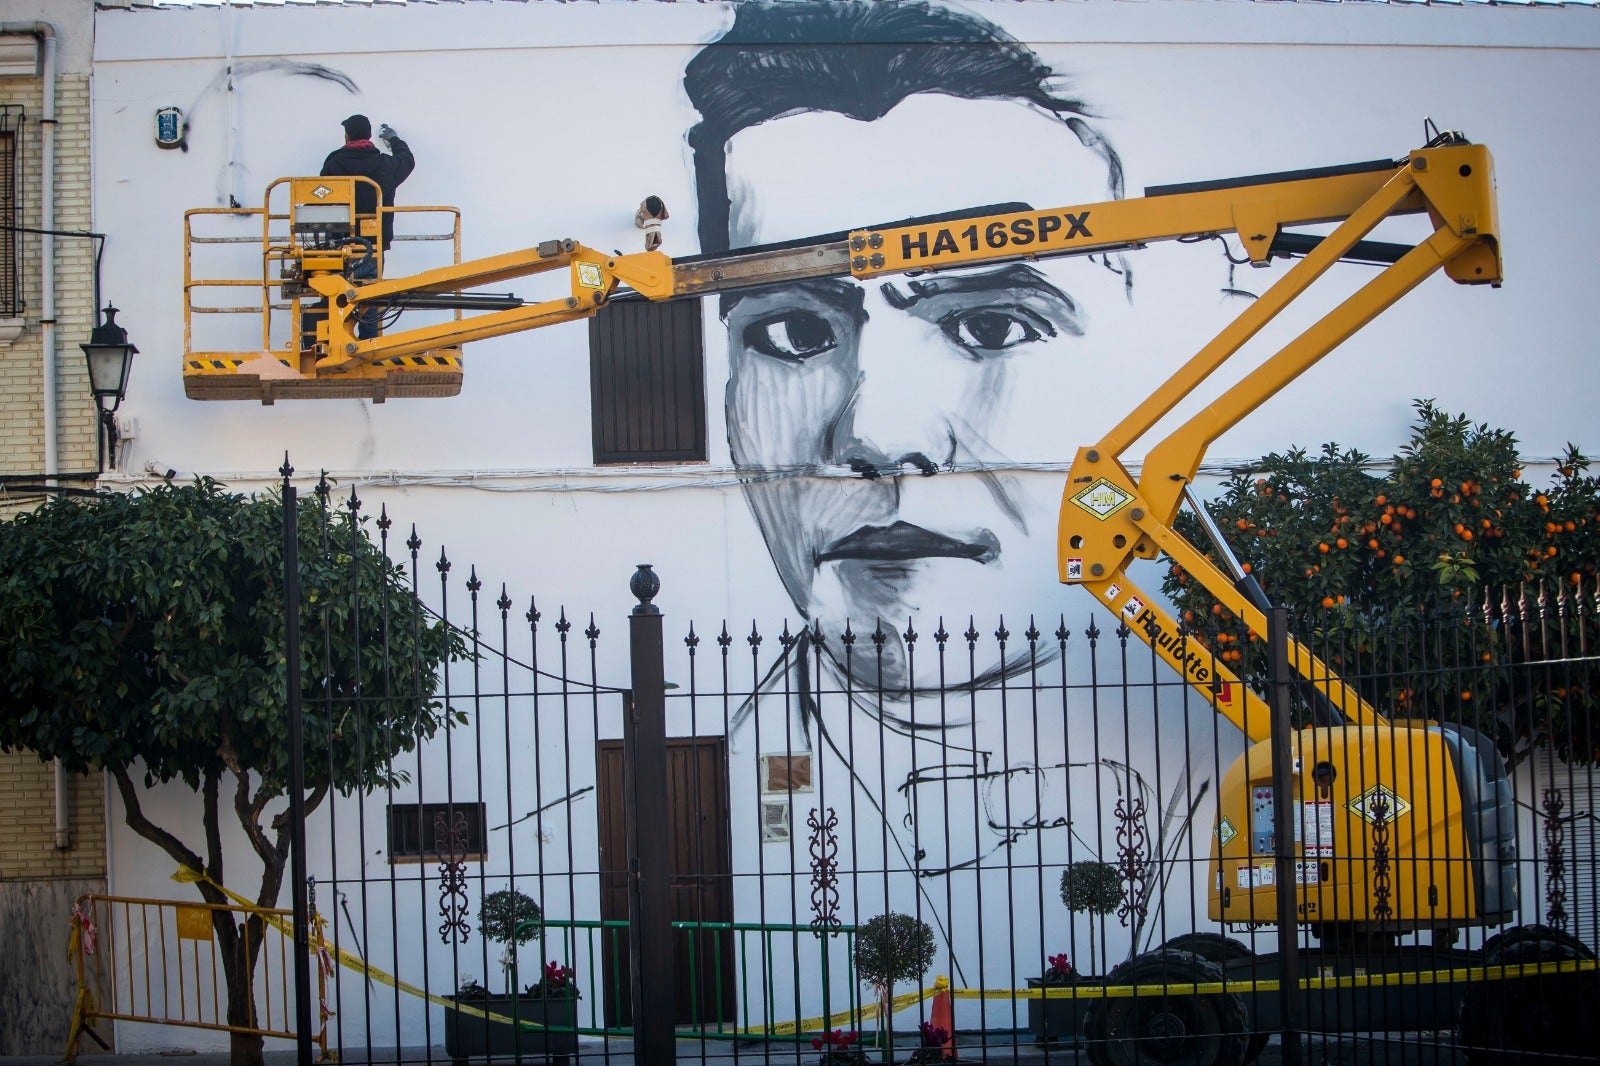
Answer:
(320, 136, 415, 251)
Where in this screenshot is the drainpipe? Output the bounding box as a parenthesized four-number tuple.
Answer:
(2, 21, 68, 849)
(54, 759, 69, 849)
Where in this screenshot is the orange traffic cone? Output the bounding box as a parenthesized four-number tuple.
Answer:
(929, 975, 956, 1060)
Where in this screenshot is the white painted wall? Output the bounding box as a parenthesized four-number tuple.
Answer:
(88, 0, 1600, 1050)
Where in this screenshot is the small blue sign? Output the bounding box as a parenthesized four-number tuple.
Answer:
(155, 107, 183, 150)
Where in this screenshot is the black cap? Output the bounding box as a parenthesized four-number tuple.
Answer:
(341, 114, 372, 141)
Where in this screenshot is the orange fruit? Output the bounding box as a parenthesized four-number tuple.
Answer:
(1321, 596, 1335, 609)
(1430, 478, 1443, 488)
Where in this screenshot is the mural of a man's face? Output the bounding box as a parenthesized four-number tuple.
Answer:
(719, 95, 1126, 691)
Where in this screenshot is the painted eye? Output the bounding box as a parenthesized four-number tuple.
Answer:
(743, 312, 838, 361)
(939, 308, 1053, 354)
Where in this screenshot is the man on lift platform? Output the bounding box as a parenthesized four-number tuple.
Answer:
(304, 115, 416, 344)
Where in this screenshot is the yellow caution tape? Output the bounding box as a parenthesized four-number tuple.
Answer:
(171, 867, 570, 1031)
(156, 870, 1600, 1038)
(732, 975, 948, 1037)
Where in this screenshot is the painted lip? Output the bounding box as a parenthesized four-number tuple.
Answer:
(816, 521, 999, 565)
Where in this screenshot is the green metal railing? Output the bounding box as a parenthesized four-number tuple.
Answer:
(513, 917, 860, 1042)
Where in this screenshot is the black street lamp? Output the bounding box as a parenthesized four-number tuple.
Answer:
(80, 305, 138, 473)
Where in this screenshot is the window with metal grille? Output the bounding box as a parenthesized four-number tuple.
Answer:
(0, 105, 24, 317)
(588, 297, 706, 464)
(386, 801, 488, 864)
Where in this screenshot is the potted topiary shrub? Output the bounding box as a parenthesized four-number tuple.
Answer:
(852, 912, 937, 1054)
(1060, 860, 1122, 974)
(445, 889, 580, 1065)
(1028, 861, 1123, 1043)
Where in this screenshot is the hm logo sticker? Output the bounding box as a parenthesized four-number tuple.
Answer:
(1070, 478, 1134, 520)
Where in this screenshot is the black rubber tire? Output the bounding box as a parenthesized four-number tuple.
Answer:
(1459, 925, 1598, 1064)
(1157, 934, 1269, 1064)
(1480, 923, 1596, 963)
(1159, 933, 1255, 965)
(1085, 949, 1251, 1066)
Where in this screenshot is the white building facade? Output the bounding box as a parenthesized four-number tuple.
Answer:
(82, 0, 1600, 1053)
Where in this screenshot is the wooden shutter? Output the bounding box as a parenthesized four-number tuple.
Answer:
(588, 297, 706, 464)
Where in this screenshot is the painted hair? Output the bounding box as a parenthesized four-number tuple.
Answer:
(683, 0, 1124, 255)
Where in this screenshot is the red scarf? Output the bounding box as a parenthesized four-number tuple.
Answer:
(344, 138, 375, 150)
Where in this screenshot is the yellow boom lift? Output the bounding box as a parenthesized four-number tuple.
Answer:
(184, 130, 1593, 1062)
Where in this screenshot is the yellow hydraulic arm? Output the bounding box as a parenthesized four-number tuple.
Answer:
(1047, 137, 1498, 741)
(183, 139, 1502, 743)
(810, 133, 1498, 741)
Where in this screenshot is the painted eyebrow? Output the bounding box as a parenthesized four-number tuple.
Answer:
(719, 277, 866, 318)
(882, 264, 1078, 311)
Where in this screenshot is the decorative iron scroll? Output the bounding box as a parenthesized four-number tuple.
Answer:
(436, 807, 471, 944)
(1114, 789, 1150, 928)
(1543, 785, 1569, 930)
(808, 806, 841, 937)
(1370, 795, 1393, 922)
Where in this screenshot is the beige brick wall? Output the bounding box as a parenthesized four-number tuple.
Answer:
(0, 57, 105, 874)
(0, 24, 113, 1053)
(0, 752, 106, 880)
(0, 71, 97, 504)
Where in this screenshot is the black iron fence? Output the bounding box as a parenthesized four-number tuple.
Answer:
(281, 474, 1597, 1065)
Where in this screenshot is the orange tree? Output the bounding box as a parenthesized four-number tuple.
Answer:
(0, 480, 464, 1066)
(1161, 401, 1598, 767)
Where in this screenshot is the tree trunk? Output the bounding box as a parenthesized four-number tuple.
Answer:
(228, 1030, 266, 1066)
(221, 925, 267, 1066)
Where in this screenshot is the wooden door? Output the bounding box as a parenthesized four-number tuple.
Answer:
(597, 736, 734, 1028)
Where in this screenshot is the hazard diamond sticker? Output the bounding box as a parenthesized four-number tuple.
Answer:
(1346, 784, 1411, 826)
(311, 184, 333, 200)
(1070, 478, 1134, 520)
(1215, 817, 1237, 848)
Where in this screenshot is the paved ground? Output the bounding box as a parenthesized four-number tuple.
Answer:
(6, 1033, 1473, 1066)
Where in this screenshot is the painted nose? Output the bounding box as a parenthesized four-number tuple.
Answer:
(830, 319, 952, 478)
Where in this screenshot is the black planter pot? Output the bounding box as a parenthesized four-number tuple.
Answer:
(1025, 977, 1092, 1043)
(445, 992, 579, 1065)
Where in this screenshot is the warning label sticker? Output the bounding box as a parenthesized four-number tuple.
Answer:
(1237, 864, 1276, 889)
(1215, 817, 1237, 848)
(1295, 800, 1336, 857)
(1237, 861, 1320, 887)
(1066, 558, 1083, 581)
(1347, 784, 1411, 826)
